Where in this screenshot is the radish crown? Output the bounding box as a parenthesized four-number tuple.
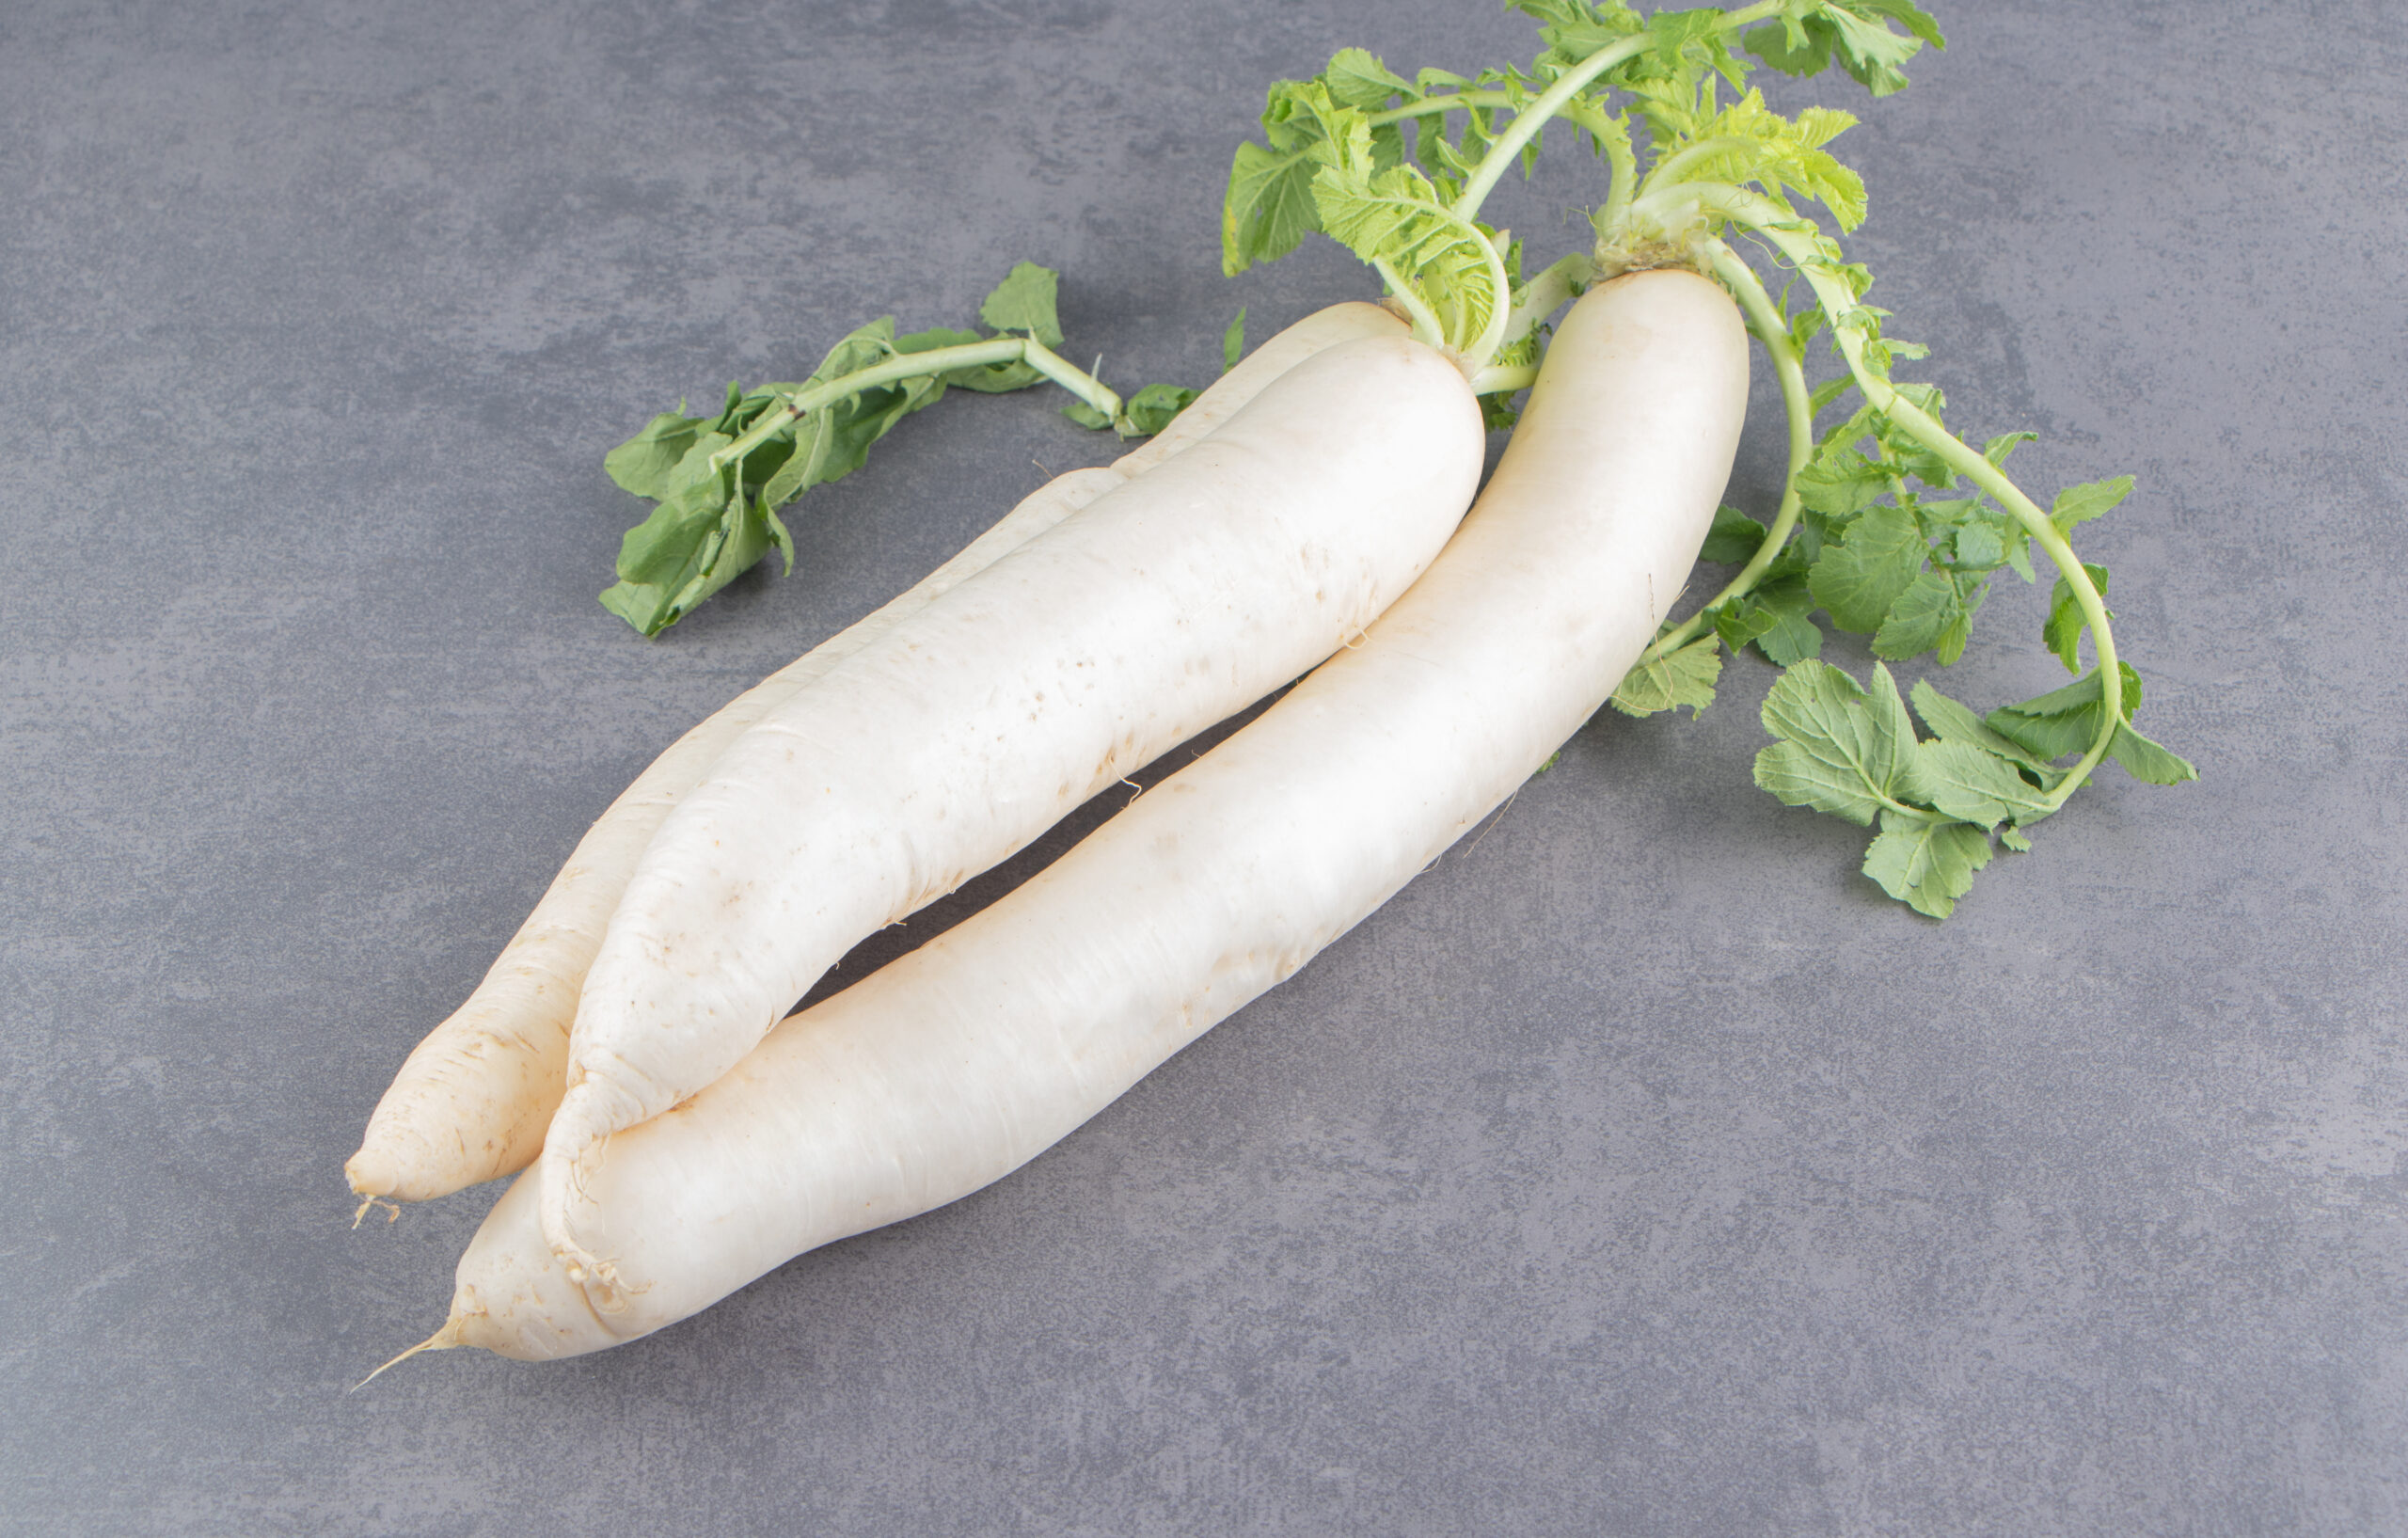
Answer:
(1223, 0, 2194, 918)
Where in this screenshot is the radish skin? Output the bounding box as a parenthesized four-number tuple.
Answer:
(438, 269, 1746, 1356)
(343, 468, 1115, 1202)
(1106, 302, 1402, 478)
(540, 332, 1483, 1281)
(343, 303, 1408, 1204)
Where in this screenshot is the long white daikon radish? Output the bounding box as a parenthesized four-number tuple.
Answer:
(344, 303, 1408, 1205)
(424, 269, 1745, 1358)
(538, 330, 1484, 1284)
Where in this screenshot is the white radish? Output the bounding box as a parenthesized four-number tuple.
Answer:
(420, 269, 1745, 1359)
(1106, 302, 1404, 477)
(342, 468, 1112, 1202)
(540, 330, 1483, 1282)
(343, 303, 1407, 1204)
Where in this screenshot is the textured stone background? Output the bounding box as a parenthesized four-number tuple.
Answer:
(4, 2, 2403, 1533)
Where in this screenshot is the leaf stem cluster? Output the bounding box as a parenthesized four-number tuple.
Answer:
(710, 339, 1124, 480)
(596, 263, 1195, 638)
(1218, 0, 2194, 916)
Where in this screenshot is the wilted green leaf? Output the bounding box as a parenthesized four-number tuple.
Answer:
(1610, 635, 1722, 717)
(2043, 562, 2111, 673)
(1123, 382, 1200, 437)
(603, 410, 711, 499)
(1222, 308, 1247, 373)
(1986, 663, 2143, 760)
(977, 262, 1065, 348)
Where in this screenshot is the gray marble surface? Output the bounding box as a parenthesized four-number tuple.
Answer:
(4, 2, 2403, 1533)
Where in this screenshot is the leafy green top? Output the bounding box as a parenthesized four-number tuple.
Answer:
(1222, 0, 2194, 918)
(597, 263, 1196, 637)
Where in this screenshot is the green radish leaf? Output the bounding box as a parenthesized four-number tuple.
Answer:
(1861, 811, 1989, 918)
(2003, 524, 2037, 583)
(602, 264, 1104, 635)
(604, 410, 711, 499)
(1509, 0, 1643, 67)
(1983, 429, 2037, 467)
(628, 476, 733, 581)
(1610, 635, 1722, 718)
(812, 317, 902, 382)
(1223, 73, 1355, 276)
(1752, 658, 1917, 825)
(603, 462, 752, 636)
(1985, 664, 2143, 760)
(1122, 383, 1200, 437)
(1912, 494, 1977, 537)
(1222, 308, 1247, 373)
(1810, 500, 1926, 632)
(1820, 7, 1933, 97)
(757, 415, 828, 510)
(1717, 579, 1823, 665)
(1749, 2, 1943, 97)
(1646, 8, 1732, 75)
(1845, 0, 1946, 51)
(1754, 589, 1827, 666)
(1714, 598, 1775, 653)
(1323, 47, 1414, 108)
(2110, 721, 2199, 785)
(646, 430, 736, 502)
(1948, 515, 2007, 573)
(976, 262, 1065, 348)
(1796, 446, 1890, 517)
(2050, 475, 2134, 540)
(1909, 740, 2054, 828)
(1743, 7, 1835, 77)
(1871, 568, 1971, 662)
(1809, 376, 1854, 417)
(758, 495, 795, 576)
(1645, 89, 1867, 230)
(1227, 71, 1512, 357)
(1755, 739, 1884, 825)
(1224, 139, 1324, 274)
(598, 579, 669, 634)
(2043, 563, 2112, 673)
(1701, 503, 1769, 563)
(1309, 130, 1507, 356)
(1909, 680, 2060, 783)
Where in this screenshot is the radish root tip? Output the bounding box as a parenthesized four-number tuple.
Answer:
(351, 1319, 464, 1392)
